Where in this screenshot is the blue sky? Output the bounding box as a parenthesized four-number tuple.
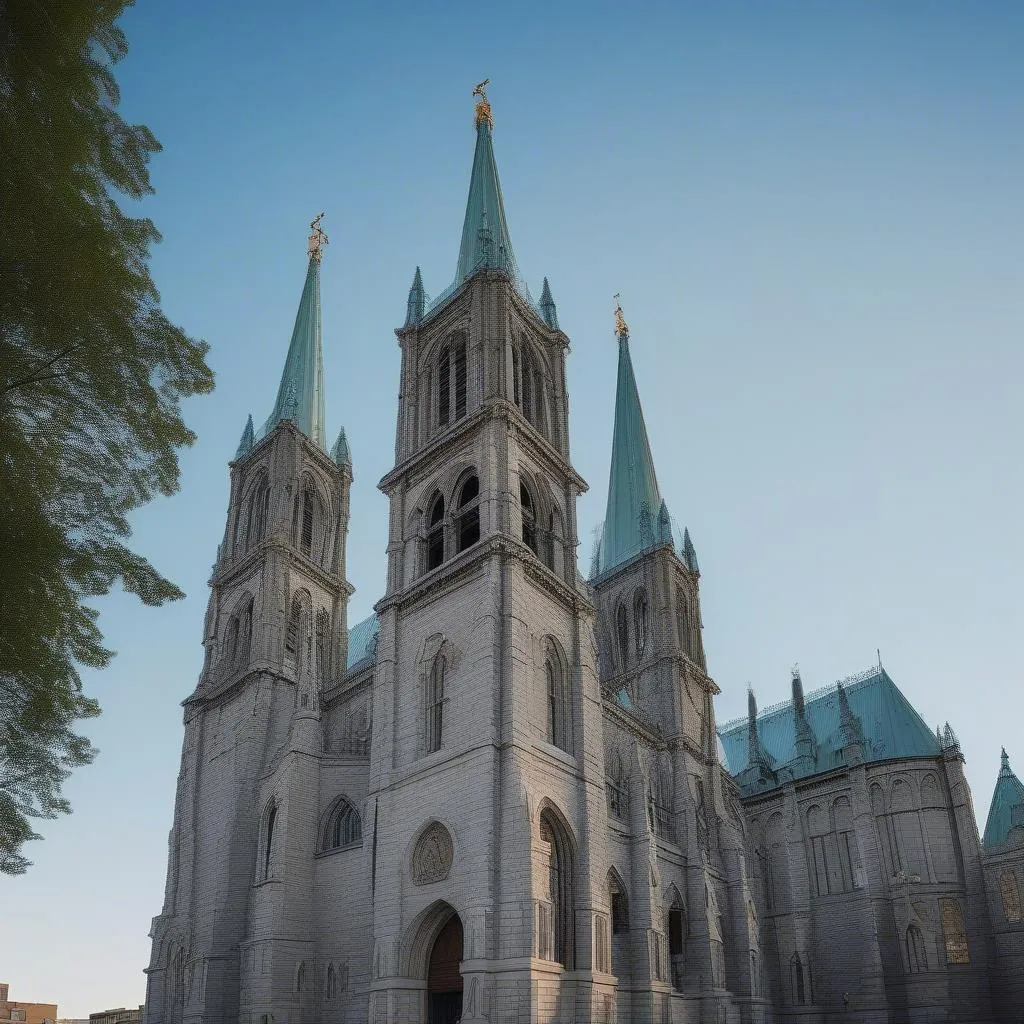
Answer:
(2, 0, 1022, 1014)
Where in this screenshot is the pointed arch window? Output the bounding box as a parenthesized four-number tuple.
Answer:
(285, 596, 302, 671)
(226, 615, 240, 665)
(300, 484, 314, 556)
(606, 753, 627, 819)
(261, 803, 277, 881)
(543, 511, 556, 570)
(539, 810, 574, 968)
(1002, 870, 1022, 922)
(545, 652, 571, 754)
(246, 475, 270, 550)
(323, 797, 362, 850)
(906, 924, 928, 973)
(790, 952, 807, 1004)
(456, 474, 480, 552)
(326, 964, 336, 1000)
(609, 871, 629, 934)
(634, 590, 648, 658)
(521, 481, 537, 554)
(426, 492, 445, 571)
(616, 603, 629, 670)
(315, 608, 330, 681)
(426, 653, 445, 753)
(668, 898, 686, 991)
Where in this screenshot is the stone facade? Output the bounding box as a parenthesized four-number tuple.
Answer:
(144, 102, 1019, 1024)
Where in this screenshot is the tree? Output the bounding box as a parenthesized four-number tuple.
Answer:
(0, 1, 214, 873)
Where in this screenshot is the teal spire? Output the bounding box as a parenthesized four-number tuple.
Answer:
(539, 277, 559, 329)
(983, 748, 1024, 849)
(258, 216, 328, 450)
(456, 86, 519, 286)
(331, 426, 351, 469)
(594, 301, 664, 575)
(234, 414, 254, 461)
(405, 267, 425, 327)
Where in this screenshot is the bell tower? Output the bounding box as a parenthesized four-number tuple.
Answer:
(144, 217, 353, 1024)
(365, 85, 614, 1024)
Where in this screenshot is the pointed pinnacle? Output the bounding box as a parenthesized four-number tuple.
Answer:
(539, 277, 559, 329)
(405, 266, 425, 327)
(331, 427, 351, 469)
(234, 413, 254, 461)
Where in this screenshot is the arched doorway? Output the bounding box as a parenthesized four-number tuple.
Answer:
(427, 912, 463, 1024)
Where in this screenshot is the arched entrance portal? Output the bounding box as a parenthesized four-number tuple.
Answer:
(427, 912, 463, 1024)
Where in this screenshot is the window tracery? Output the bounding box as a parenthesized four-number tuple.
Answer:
(323, 798, 361, 850)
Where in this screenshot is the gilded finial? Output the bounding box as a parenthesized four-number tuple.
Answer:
(307, 212, 328, 262)
(613, 294, 629, 337)
(473, 78, 493, 130)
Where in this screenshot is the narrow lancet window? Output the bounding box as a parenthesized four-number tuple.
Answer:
(426, 654, 445, 753)
(457, 475, 480, 552)
(521, 481, 537, 553)
(426, 493, 445, 571)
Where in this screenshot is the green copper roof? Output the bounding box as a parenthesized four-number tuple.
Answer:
(592, 326, 668, 575)
(258, 255, 327, 450)
(347, 612, 379, 670)
(718, 667, 941, 793)
(405, 267, 425, 327)
(983, 749, 1024, 850)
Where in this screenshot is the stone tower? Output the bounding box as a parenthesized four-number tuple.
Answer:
(363, 84, 615, 1023)
(144, 218, 354, 1024)
(589, 303, 763, 1022)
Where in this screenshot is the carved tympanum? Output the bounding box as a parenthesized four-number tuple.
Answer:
(412, 821, 454, 885)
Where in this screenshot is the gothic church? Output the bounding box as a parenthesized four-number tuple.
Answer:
(144, 87, 1024, 1024)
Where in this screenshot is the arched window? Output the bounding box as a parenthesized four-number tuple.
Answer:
(676, 585, 689, 654)
(285, 595, 303, 672)
(437, 335, 468, 428)
(546, 653, 570, 754)
(647, 771, 673, 841)
(226, 615, 240, 664)
(609, 871, 629, 934)
(668, 898, 686, 991)
(790, 952, 806, 1004)
(300, 483, 315, 556)
(616, 604, 629, 670)
(539, 809, 574, 968)
(262, 803, 277, 880)
(521, 481, 537, 554)
(941, 898, 969, 964)
(543, 511, 556, 570)
(456, 474, 480, 552)
(1002, 870, 1022, 922)
(315, 609, 330, 680)
(426, 492, 445, 571)
(906, 924, 927, 973)
(634, 591, 648, 658)
(606, 752, 627, 819)
(326, 964, 336, 1000)
(521, 347, 534, 424)
(323, 798, 362, 850)
(426, 653, 445, 753)
(246, 476, 270, 550)
(240, 598, 253, 664)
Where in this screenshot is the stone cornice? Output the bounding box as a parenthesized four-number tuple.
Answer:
(212, 538, 354, 597)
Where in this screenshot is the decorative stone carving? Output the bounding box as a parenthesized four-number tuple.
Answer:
(412, 821, 454, 884)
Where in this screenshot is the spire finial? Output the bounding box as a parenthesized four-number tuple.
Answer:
(473, 78, 493, 129)
(614, 294, 629, 338)
(1001, 747, 1011, 772)
(308, 212, 328, 262)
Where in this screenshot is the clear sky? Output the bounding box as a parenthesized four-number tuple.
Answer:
(2, 0, 1022, 1014)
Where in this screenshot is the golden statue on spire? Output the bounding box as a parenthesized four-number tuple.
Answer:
(473, 78, 493, 130)
(308, 212, 328, 262)
(614, 294, 629, 337)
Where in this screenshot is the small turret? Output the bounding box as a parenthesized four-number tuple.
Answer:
(837, 682, 865, 765)
(539, 277, 559, 329)
(234, 414, 254, 461)
(983, 747, 1024, 849)
(404, 267, 425, 327)
(331, 427, 352, 470)
(792, 666, 817, 768)
(682, 527, 699, 573)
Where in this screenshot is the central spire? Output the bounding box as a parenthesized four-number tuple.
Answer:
(455, 80, 521, 288)
(258, 215, 329, 450)
(595, 298, 667, 575)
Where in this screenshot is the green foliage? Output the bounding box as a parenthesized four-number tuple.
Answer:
(0, 0, 214, 873)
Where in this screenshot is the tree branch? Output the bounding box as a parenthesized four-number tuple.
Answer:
(1, 341, 90, 395)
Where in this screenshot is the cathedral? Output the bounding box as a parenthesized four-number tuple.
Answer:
(143, 87, 1024, 1024)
